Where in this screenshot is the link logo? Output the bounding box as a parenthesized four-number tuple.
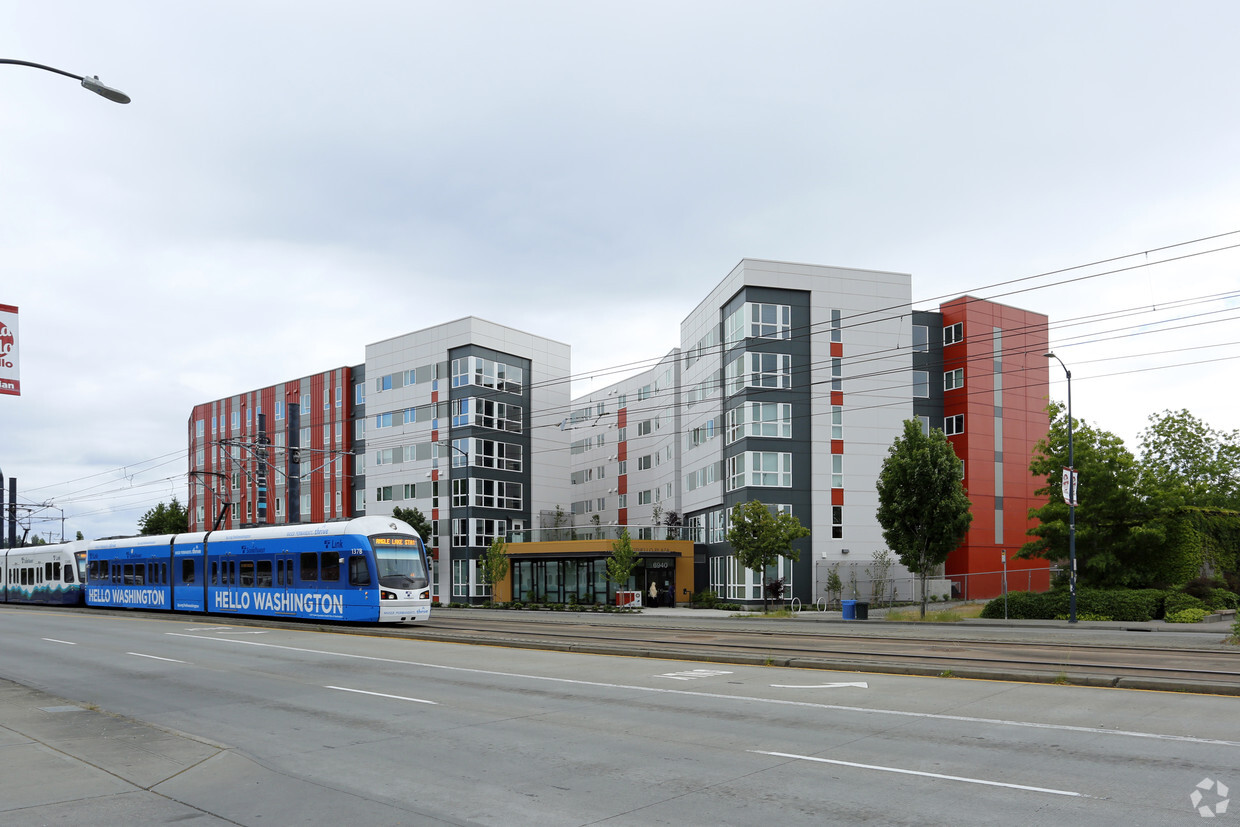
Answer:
(1191, 778, 1230, 818)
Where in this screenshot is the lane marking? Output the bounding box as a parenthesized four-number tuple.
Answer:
(658, 669, 734, 681)
(42, 638, 76, 645)
(770, 682, 868, 689)
(164, 633, 1240, 749)
(326, 686, 438, 705)
(749, 750, 1090, 798)
(128, 652, 189, 664)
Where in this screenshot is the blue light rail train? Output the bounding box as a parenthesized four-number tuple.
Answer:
(1, 516, 431, 624)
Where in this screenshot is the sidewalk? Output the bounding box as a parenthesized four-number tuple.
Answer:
(0, 679, 230, 824)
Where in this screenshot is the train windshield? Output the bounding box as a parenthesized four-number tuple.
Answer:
(370, 534, 429, 590)
(74, 551, 87, 583)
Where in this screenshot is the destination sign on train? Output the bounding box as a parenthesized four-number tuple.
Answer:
(373, 536, 421, 547)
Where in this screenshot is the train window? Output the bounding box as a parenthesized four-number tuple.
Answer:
(211, 562, 218, 585)
(64, 563, 74, 583)
(113, 564, 121, 584)
(123, 564, 133, 585)
(183, 559, 196, 585)
(227, 560, 236, 586)
(256, 560, 272, 588)
(300, 552, 318, 581)
(320, 552, 340, 581)
(240, 560, 254, 587)
(277, 559, 285, 586)
(349, 556, 370, 587)
(20, 568, 27, 586)
(46, 562, 53, 580)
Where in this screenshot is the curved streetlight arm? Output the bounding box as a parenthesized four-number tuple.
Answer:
(1044, 350, 1077, 624)
(1, 58, 130, 104)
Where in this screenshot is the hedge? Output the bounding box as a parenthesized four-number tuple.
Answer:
(980, 588, 1165, 621)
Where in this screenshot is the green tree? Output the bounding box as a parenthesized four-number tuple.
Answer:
(875, 420, 973, 618)
(479, 537, 510, 602)
(726, 499, 811, 612)
(138, 498, 189, 536)
(75, 530, 84, 541)
(1019, 402, 1165, 588)
(391, 506, 434, 546)
(1138, 409, 1240, 511)
(606, 528, 642, 594)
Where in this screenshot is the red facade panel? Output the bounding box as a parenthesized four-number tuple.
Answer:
(939, 297, 1051, 599)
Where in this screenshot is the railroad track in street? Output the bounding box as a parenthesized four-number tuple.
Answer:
(410, 612, 1240, 693)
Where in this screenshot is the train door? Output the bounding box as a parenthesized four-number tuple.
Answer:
(221, 552, 239, 612)
(276, 553, 295, 594)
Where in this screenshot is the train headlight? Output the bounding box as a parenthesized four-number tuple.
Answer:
(380, 590, 398, 600)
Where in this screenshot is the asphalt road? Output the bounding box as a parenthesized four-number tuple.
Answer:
(2, 607, 1238, 825)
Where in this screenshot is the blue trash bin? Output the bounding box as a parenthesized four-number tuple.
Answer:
(841, 599, 856, 620)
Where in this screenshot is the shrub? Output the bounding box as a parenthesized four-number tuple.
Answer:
(694, 590, 720, 609)
(1166, 608, 1210, 624)
(980, 588, 1162, 621)
(1183, 576, 1221, 600)
(1205, 589, 1239, 610)
(1165, 592, 1208, 616)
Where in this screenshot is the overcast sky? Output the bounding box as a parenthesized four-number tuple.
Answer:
(3, 1, 1238, 543)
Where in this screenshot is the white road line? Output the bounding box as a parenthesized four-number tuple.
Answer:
(749, 750, 1090, 798)
(128, 652, 189, 664)
(325, 686, 438, 705)
(165, 633, 1240, 749)
(42, 638, 76, 645)
(770, 682, 868, 689)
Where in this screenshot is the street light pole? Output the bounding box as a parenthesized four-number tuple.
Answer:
(1, 58, 130, 103)
(1045, 351, 1077, 624)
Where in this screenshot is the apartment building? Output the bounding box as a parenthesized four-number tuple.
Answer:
(188, 261, 1051, 606)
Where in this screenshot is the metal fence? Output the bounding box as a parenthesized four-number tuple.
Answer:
(813, 561, 1052, 607)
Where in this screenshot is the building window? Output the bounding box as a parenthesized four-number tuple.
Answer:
(917, 415, 931, 435)
(355, 383, 365, 404)
(832, 506, 843, 539)
(944, 368, 964, 391)
(301, 394, 311, 414)
(912, 324, 929, 352)
(832, 454, 843, 489)
(275, 401, 283, 420)
(944, 322, 963, 346)
(725, 352, 792, 395)
(831, 406, 843, 440)
(913, 371, 929, 398)
(831, 309, 842, 344)
(376, 486, 393, 502)
(944, 414, 964, 436)
(726, 451, 792, 490)
(725, 402, 792, 444)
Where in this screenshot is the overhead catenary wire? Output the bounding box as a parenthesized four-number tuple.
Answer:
(15, 231, 1240, 532)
